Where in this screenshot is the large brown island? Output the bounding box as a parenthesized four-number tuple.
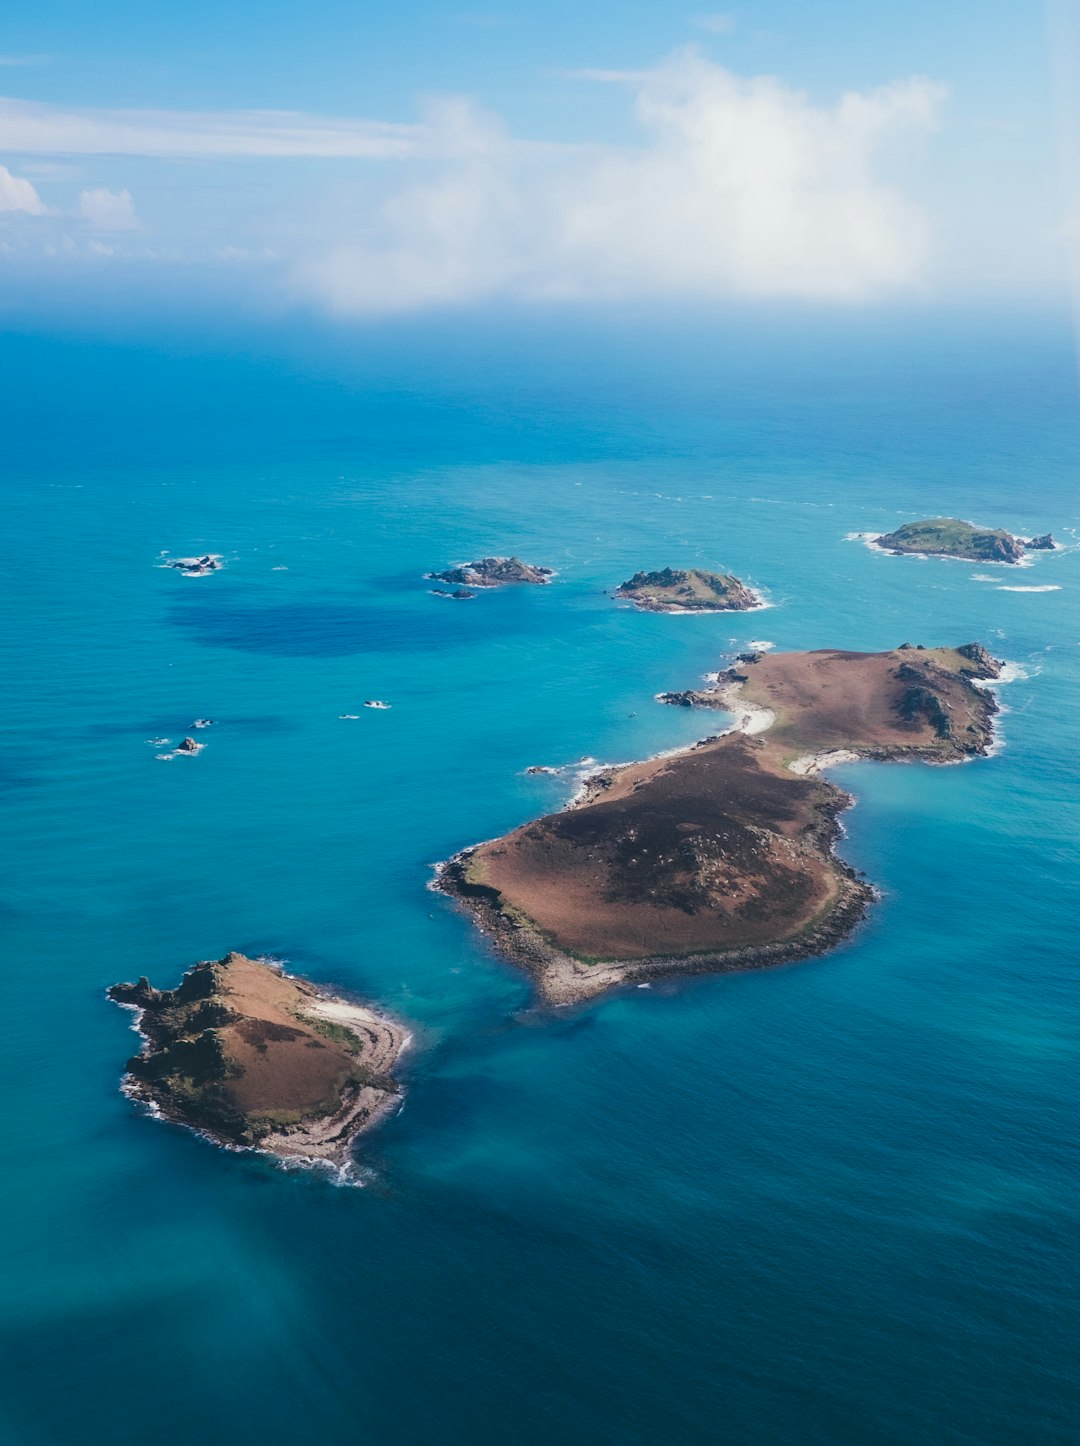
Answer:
(109, 952, 407, 1164)
(437, 643, 1003, 1005)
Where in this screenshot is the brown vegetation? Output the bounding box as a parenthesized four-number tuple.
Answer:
(438, 644, 1001, 1003)
(110, 953, 406, 1163)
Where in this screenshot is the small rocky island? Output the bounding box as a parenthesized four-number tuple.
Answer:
(871, 519, 1055, 564)
(437, 643, 1003, 1004)
(614, 568, 760, 612)
(109, 952, 407, 1164)
(166, 554, 223, 576)
(428, 556, 553, 588)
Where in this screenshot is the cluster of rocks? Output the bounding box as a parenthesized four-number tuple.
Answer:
(427, 557, 554, 588)
(167, 554, 222, 576)
(896, 683, 955, 739)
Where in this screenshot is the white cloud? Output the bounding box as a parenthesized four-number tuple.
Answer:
(0, 51, 950, 307)
(78, 186, 138, 230)
(0, 97, 419, 157)
(0, 162, 46, 213)
(300, 50, 946, 314)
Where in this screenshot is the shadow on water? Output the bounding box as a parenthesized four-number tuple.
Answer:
(166, 592, 567, 657)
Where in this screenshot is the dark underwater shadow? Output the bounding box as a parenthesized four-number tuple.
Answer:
(166, 591, 561, 657)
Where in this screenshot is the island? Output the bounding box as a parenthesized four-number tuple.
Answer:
(871, 519, 1055, 564)
(427, 556, 553, 588)
(613, 567, 760, 612)
(166, 554, 223, 576)
(436, 642, 1003, 1005)
(109, 952, 407, 1164)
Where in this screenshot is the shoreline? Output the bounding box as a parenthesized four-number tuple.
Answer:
(617, 590, 772, 615)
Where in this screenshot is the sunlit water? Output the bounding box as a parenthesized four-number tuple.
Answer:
(1, 309, 1077, 1445)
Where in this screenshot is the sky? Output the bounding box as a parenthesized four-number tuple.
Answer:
(0, 0, 1075, 322)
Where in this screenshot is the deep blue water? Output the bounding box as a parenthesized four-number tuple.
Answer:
(1, 308, 1078, 1446)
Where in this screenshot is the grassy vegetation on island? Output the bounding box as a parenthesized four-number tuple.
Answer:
(871, 518, 1053, 563)
(614, 567, 760, 611)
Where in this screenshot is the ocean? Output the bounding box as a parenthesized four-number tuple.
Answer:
(0, 304, 1077, 1445)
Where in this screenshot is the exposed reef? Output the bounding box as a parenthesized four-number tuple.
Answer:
(871, 520, 1055, 564)
(428, 556, 553, 588)
(166, 554, 223, 576)
(436, 644, 1003, 1005)
(614, 567, 760, 612)
(109, 952, 406, 1164)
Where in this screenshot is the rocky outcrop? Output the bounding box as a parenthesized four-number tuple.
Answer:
(614, 568, 760, 612)
(167, 554, 222, 576)
(1024, 533, 1056, 550)
(427, 557, 553, 588)
(897, 685, 954, 739)
(955, 641, 1001, 678)
(656, 689, 728, 709)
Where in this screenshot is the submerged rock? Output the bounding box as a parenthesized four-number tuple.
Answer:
(167, 554, 223, 576)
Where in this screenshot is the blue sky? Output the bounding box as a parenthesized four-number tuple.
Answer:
(0, 0, 1073, 319)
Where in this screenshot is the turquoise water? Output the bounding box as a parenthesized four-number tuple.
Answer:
(1, 309, 1078, 1445)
